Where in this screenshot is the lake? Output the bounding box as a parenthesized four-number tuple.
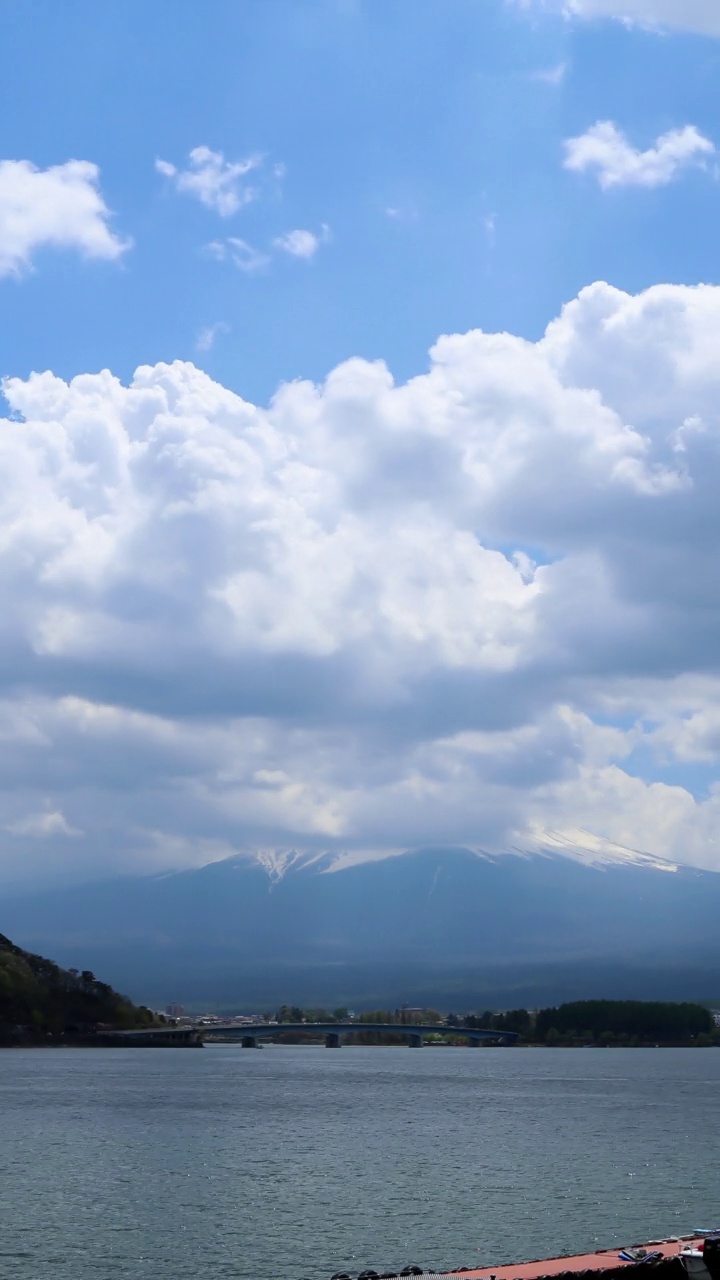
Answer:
(1, 1045, 718, 1280)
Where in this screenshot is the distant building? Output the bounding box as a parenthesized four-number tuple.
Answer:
(165, 1003, 184, 1018)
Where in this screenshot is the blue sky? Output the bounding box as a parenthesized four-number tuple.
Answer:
(4, 0, 720, 888)
(3, 0, 719, 402)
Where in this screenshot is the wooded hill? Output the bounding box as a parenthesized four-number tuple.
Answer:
(0, 932, 158, 1042)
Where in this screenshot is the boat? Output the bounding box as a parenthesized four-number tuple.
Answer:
(329, 1233, 720, 1280)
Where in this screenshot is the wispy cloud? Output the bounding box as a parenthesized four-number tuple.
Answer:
(563, 0, 720, 37)
(195, 322, 230, 353)
(204, 237, 270, 273)
(511, 0, 720, 38)
(156, 146, 262, 216)
(385, 205, 418, 222)
(206, 225, 330, 273)
(564, 121, 714, 188)
(531, 62, 566, 86)
(6, 810, 82, 838)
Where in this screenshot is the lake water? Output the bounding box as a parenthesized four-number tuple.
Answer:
(2, 1045, 719, 1280)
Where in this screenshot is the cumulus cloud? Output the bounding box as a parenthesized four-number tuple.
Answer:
(564, 121, 714, 188)
(516, 0, 720, 36)
(155, 146, 262, 216)
(0, 158, 130, 277)
(5, 282, 720, 883)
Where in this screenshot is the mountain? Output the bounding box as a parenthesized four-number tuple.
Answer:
(3, 845, 720, 1011)
(0, 932, 157, 1041)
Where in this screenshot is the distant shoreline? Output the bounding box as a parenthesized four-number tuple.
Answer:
(2, 1038, 717, 1051)
(0, 1034, 202, 1049)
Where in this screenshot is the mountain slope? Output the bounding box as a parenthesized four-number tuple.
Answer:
(3, 846, 720, 1009)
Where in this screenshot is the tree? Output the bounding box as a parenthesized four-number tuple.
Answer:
(535, 1000, 713, 1045)
(0, 933, 161, 1041)
(275, 1005, 305, 1023)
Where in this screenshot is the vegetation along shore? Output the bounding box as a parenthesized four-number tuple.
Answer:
(3, 929, 718, 1049)
(0, 933, 163, 1046)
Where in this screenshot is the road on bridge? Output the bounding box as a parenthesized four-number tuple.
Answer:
(203, 1021, 519, 1048)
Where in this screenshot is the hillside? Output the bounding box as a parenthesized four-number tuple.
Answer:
(4, 847, 720, 1010)
(0, 933, 157, 1042)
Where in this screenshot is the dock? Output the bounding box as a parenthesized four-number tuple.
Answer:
(329, 1234, 703, 1280)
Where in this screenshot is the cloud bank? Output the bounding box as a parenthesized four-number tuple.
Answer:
(4, 282, 720, 884)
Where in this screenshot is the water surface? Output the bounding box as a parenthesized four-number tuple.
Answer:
(2, 1045, 718, 1280)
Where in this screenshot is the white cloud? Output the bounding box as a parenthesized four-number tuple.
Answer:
(273, 225, 330, 260)
(564, 121, 714, 188)
(155, 146, 261, 216)
(514, 0, 720, 35)
(6, 282, 720, 882)
(0, 158, 130, 278)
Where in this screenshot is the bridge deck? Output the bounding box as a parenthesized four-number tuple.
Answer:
(207, 1022, 518, 1040)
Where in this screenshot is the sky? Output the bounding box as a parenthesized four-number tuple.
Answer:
(3, 0, 720, 889)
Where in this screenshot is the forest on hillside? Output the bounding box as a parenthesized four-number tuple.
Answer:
(0, 933, 158, 1043)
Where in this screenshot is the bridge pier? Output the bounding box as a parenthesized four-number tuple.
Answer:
(408, 1033, 423, 1048)
(325, 1033, 341, 1048)
(241, 1036, 258, 1048)
(468, 1036, 482, 1047)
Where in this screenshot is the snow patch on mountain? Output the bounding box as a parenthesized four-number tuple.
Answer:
(250, 848, 313, 883)
(235, 830, 681, 879)
(519, 828, 679, 872)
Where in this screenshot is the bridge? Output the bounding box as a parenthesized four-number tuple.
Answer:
(202, 1021, 519, 1048)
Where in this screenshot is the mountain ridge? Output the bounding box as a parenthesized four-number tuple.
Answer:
(146, 829, 683, 885)
(2, 843, 717, 1010)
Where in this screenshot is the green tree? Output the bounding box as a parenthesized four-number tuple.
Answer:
(0, 933, 161, 1041)
(535, 1000, 712, 1045)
